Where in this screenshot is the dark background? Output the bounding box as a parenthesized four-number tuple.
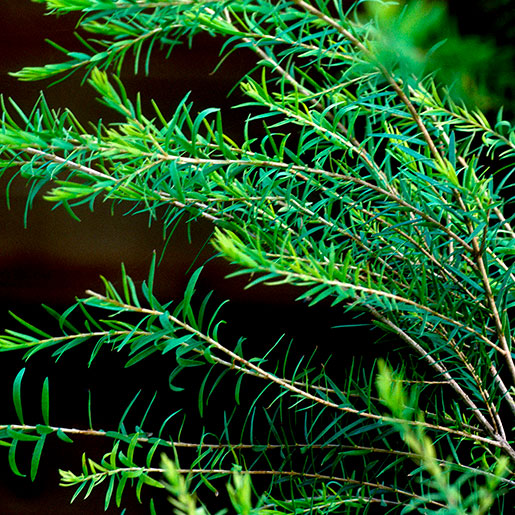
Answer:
(0, 1, 513, 514)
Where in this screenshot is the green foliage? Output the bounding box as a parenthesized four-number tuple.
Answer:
(1, 0, 514, 513)
(377, 360, 510, 514)
(366, 0, 515, 112)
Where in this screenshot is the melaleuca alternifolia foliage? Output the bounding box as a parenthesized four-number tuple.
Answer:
(1, 1, 514, 513)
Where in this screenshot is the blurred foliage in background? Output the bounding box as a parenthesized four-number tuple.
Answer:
(366, 0, 515, 116)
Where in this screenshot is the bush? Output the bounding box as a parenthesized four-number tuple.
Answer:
(1, 1, 514, 513)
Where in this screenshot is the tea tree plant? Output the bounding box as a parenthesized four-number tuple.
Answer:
(1, 0, 514, 513)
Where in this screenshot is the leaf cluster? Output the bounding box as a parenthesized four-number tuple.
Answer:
(0, 0, 514, 513)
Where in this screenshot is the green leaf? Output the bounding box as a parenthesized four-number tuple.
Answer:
(36, 425, 55, 435)
(8, 439, 25, 477)
(105, 474, 115, 510)
(30, 434, 47, 481)
(13, 368, 26, 425)
(7, 428, 41, 442)
(116, 473, 128, 508)
(41, 377, 50, 426)
(56, 429, 74, 444)
(9, 312, 52, 339)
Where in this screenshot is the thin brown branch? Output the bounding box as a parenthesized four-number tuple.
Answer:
(366, 305, 515, 462)
(80, 291, 509, 450)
